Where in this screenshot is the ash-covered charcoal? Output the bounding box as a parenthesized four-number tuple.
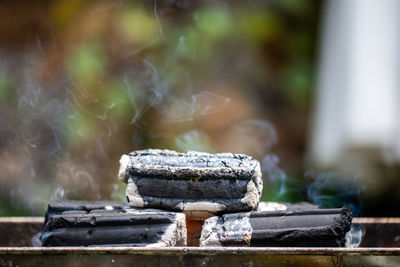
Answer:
(283, 202, 319, 211)
(256, 201, 319, 212)
(119, 149, 262, 218)
(44, 201, 129, 223)
(256, 202, 288, 212)
(200, 208, 353, 247)
(40, 210, 187, 247)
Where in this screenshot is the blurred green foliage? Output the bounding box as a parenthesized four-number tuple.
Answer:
(65, 110, 94, 145)
(66, 43, 107, 86)
(195, 7, 232, 38)
(240, 11, 282, 42)
(0, 72, 14, 103)
(118, 8, 159, 44)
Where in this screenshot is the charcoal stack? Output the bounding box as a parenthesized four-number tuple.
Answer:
(37, 149, 353, 247)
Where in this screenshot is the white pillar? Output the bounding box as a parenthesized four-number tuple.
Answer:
(310, 0, 400, 166)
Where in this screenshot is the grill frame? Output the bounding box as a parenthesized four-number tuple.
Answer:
(1, 217, 399, 267)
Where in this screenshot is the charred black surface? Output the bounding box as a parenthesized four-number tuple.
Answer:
(201, 208, 353, 247)
(41, 225, 169, 247)
(40, 213, 174, 247)
(248, 208, 353, 247)
(45, 201, 129, 224)
(132, 176, 248, 199)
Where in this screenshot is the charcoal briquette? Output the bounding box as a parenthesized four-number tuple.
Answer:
(200, 208, 353, 247)
(119, 149, 262, 218)
(40, 210, 187, 247)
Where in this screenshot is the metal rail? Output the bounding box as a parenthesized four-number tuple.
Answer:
(0, 217, 399, 266)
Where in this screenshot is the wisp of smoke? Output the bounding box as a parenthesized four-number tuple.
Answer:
(236, 119, 277, 158)
(51, 187, 65, 201)
(262, 154, 287, 197)
(192, 91, 231, 116)
(345, 224, 365, 248)
(262, 154, 303, 201)
(164, 91, 231, 122)
(174, 130, 212, 152)
(306, 171, 364, 216)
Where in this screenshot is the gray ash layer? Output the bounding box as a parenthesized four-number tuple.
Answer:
(200, 208, 353, 247)
(119, 149, 263, 215)
(119, 149, 261, 181)
(256, 201, 319, 212)
(40, 210, 187, 247)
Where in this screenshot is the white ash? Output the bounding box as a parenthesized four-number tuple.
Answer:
(257, 202, 287, 212)
(118, 154, 131, 183)
(240, 180, 259, 209)
(126, 179, 144, 208)
(178, 201, 226, 212)
(199, 216, 222, 247)
(200, 212, 253, 247)
(240, 163, 262, 210)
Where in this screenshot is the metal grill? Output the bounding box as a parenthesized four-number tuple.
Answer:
(0, 217, 399, 266)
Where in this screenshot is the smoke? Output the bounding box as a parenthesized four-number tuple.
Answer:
(306, 171, 364, 216)
(0, 51, 119, 214)
(258, 120, 364, 216)
(174, 130, 213, 152)
(192, 91, 231, 116)
(51, 187, 65, 201)
(262, 155, 287, 197)
(163, 91, 231, 122)
(1, 40, 236, 214)
(235, 119, 277, 158)
(262, 154, 303, 201)
(345, 224, 365, 248)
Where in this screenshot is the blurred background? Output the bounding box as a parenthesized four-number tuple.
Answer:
(0, 0, 399, 217)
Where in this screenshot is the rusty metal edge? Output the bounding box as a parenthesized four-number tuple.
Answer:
(0, 247, 399, 256)
(2, 217, 400, 224)
(353, 217, 400, 224)
(0, 217, 43, 223)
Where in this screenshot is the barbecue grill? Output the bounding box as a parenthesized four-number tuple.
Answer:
(1, 215, 399, 266)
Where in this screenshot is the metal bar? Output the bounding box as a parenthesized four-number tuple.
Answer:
(1, 247, 400, 267)
(0, 247, 400, 254)
(354, 218, 400, 224)
(0, 217, 43, 223)
(0, 217, 399, 267)
(1, 216, 398, 224)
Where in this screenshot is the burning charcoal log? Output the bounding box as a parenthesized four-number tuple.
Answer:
(185, 201, 320, 246)
(45, 201, 129, 224)
(200, 208, 353, 247)
(40, 210, 187, 247)
(118, 149, 262, 218)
